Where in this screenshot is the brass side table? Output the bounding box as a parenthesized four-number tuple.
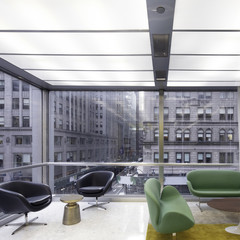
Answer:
(60, 194, 84, 225)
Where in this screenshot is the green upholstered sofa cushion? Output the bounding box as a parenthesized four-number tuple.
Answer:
(187, 170, 240, 197)
(144, 178, 195, 234)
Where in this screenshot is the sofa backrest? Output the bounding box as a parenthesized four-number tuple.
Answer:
(187, 170, 240, 189)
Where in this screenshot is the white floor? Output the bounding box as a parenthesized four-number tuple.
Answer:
(0, 198, 239, 240)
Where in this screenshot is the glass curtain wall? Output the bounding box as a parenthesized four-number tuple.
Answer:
(0, 71, 42, 183)
(0, 71, 238, 197)
(50, 90, 239, 195)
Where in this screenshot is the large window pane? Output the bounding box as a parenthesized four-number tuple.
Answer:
(164, 91, 238, 193)
(0, 71, 42, 182)
(50, 91, 159, 194)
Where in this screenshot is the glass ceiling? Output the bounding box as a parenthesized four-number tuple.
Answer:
(0, 0, 240, 88)
(169, 0, 240, 87)
(0, 0, 154, 87)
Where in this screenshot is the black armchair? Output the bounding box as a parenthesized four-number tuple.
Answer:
(76, 171, 114, 210)
(0, 181, 52, 235)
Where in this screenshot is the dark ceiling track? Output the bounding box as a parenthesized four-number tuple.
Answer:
(146, 0, 176, 90)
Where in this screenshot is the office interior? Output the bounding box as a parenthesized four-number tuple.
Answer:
(0, 0, 240, 239)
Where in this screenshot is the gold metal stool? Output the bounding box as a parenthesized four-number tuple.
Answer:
(60, 194, 83, 225)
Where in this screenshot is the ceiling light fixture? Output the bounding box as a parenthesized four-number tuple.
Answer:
(156, 6, 165, 14)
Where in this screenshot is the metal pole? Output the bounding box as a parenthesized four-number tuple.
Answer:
(159, 90, 164, 188)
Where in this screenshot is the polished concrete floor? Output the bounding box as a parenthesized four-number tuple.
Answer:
(0, 197, 239, 240)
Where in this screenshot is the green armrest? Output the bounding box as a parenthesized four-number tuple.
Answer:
(144, 178, 195, 234)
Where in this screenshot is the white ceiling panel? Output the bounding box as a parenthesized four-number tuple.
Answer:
(47, 81, 155, 87)
(171, 32, 240, 55)
(0, 0, 149, 30)
(25, 70, 154, 82)
(168, 71, 240, 82)
(169, 56, 240, 70)
(169, 0, 240, 87)
(173, 0, 240, 30)
(167, 81, 240, 87)
(0, 32, 151, 55)
(0, 55, 153, 71)
(0, 0, 155, 88)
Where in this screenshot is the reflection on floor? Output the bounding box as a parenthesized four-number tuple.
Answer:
(0, 198, 239, 240)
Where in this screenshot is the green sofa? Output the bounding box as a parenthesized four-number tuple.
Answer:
(144, 178, 195, 236)
(187, 170, 240, 210)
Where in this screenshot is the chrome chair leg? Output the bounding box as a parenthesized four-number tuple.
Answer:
(83, 197, 110, 211)
(5, 213, 47, 235)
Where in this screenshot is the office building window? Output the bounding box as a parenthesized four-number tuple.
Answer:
(59, 119, 63, 129)
(219, 107, 226, 120)
(176, 92, 182, 98)
(67, 137, 76, 145)
(206, 153, 212, 163)
(228, 92, 234, 99)
(219, 129, 226, 142)
(198, 108, 204, 120)
(154, 152, 159, 163)
(0, 80, 4, 91)
(12, 80, 19, 91)
(0, 99, 4, 109)
(198, 129, 204, 142)
(198, 92, 204, 99)
(219, 152, 226, 163)
(206, 92, 212, 99)
(23, 116, 30, 127)
(67, 151, 76, 162)
(197, 153, 204, 163)
(23, 98, 30, 109)
(154, 107, 158, 121)
(54, 152, 62, 162)
(54, 136, 62, 146)
(164, 107, 169, 120)
(176, 129, 182, 142)
(0, 154, 3, 168)
(227, 129, 233, 141)
(12, 98, 19, 109)
(12, 116, 19, 127)
(205, 129, 212, 142)
(164, 152, 168, 163)
(176, 107, 183, 120)
(184, 108, 190, 120)
(184, 129, 190, 141)
(15, 136, 32, 145)
(184, 152, 190, 163)
(183, 92, 190, 98)
(206, 107, 212, 120)
(66, 121, 69, 130)
(14, 153, 32, 167)
(227, 153, 233, 163)
(22, 82, 29, 91)
(227, 107, 234, 120)
(176, 152, 182, 163)
(154, 129, 159, 143)
(0, 117, 4, 127)
(59, 103, 63, 114)
(164, 129, 169, 142)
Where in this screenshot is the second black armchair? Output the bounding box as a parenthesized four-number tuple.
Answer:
(76, 171, 114, 210)
(0, 181, 52, 235)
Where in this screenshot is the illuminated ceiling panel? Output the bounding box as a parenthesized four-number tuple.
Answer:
(0, 0, 154, 88)
(169, 0, 240, 87)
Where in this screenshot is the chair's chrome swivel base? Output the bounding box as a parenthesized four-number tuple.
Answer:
(83, 197, 110, 211)
(5, 213, 47, 235)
